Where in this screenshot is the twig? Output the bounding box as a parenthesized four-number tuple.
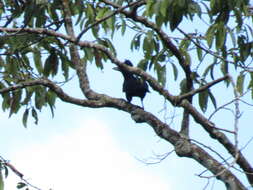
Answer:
(76, 0, 144, 43)
(208, 89, 249, 120)
(178, 75, 229, 101)
(0, 156, 42, 190)
(135, 150, 174, 165)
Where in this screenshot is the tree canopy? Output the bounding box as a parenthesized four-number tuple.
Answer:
(0, 0, 253, 189)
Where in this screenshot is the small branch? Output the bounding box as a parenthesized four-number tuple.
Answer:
(178, 75, 229, 101)
(190, 139, 231, 167)
(76, 0, 144, 43)
(135, 150, 174, 165)
(209, 89, 249, 120)
(177, 27, 233, 64)
(228, 75, 241, 162)
(0, 156, 42, 190)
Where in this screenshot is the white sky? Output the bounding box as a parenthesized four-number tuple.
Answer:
(3, 117, 172, 190)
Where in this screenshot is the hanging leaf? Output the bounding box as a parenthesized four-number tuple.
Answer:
(32, 107, 38, 125)
(156, 64, 166, 87)
(206, 24, 217, 47)
(196, 46, 203, 61)
(171, 62, 178, 81)
(236, 73, 245, 95)
(34, 86, 46, 110)
(33, 48, 43, 74)
(180, 79, 187, 94)
(9, 90, 22, 117)
(94, 50, 103, 70)
(46, 90, 56, 117)
(208, 90, 217, 109)
(215, 23, 226, 49)
(17, 182, 27, 189)
(22, 108, 29, 128)
(43, 49, 58, 77)
(199, 89, 208, 112)
(0, 170, 4, 190)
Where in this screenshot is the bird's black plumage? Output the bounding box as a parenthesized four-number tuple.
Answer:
(113, 60, 149, 108)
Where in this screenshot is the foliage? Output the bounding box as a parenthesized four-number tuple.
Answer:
(0, 0, 253, 189)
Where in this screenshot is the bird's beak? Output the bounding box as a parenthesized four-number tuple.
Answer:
(113, 67, 120, 71)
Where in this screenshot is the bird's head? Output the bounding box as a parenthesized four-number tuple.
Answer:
(124, 59, 133, 66)
(113, 59, 133, 71)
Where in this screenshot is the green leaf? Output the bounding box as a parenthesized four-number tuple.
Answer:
(46, 90, 56, 117)
(208, 90, 217, 109)
(21, 88, 34, 105)
(203, 63, 215, 78)
(188, 1, 202, 17)
(137, 59, 149, 71)
(3, 166, 8, 178)
(215, 23, 226, 49)
(143, 36, 152, 59)
(43, 49, 58, 77)
(199, 89, 208, 112)
(34, 87, 46, 110)
(17, 182, 27, 189)
(170, 11, 183, 31)
(32, 107, 38, 125)
(171, 62, 178, 80)
(0, 170, 4, 190)
(157, 65, 166, 87)
(180, 79, 187, 94)
(236, 73, 245, 95)
(145, 0, 155, 17)
(22, 109, 29, 128)
(206, 24, 217, 47)
(9, 90, 22, 117)
(33, 48, 43, 74)
(121, 19, 126, 35)
(48, 3, 60, 23)
(130, 33, 142, 51)
(94, 50, 103, 70)
(221, 61, 228, 75)
(160, 0, 170, 17)
(196, 46, 203, 61)
(59, 54, 70, 80)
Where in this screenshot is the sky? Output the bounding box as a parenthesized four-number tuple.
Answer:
(3, 116, 171, 190)
(1, 5, 253, 190)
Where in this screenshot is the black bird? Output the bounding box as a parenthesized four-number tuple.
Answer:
(113, 60, 149, 108)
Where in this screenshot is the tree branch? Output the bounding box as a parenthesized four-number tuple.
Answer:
(0, 79, 108, 108)
(76, 0, 145, 43)
(178, 74, 229, 101)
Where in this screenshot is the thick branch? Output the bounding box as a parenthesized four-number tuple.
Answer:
(61, 0, 99, 100)
(0, 79, 106, 108)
